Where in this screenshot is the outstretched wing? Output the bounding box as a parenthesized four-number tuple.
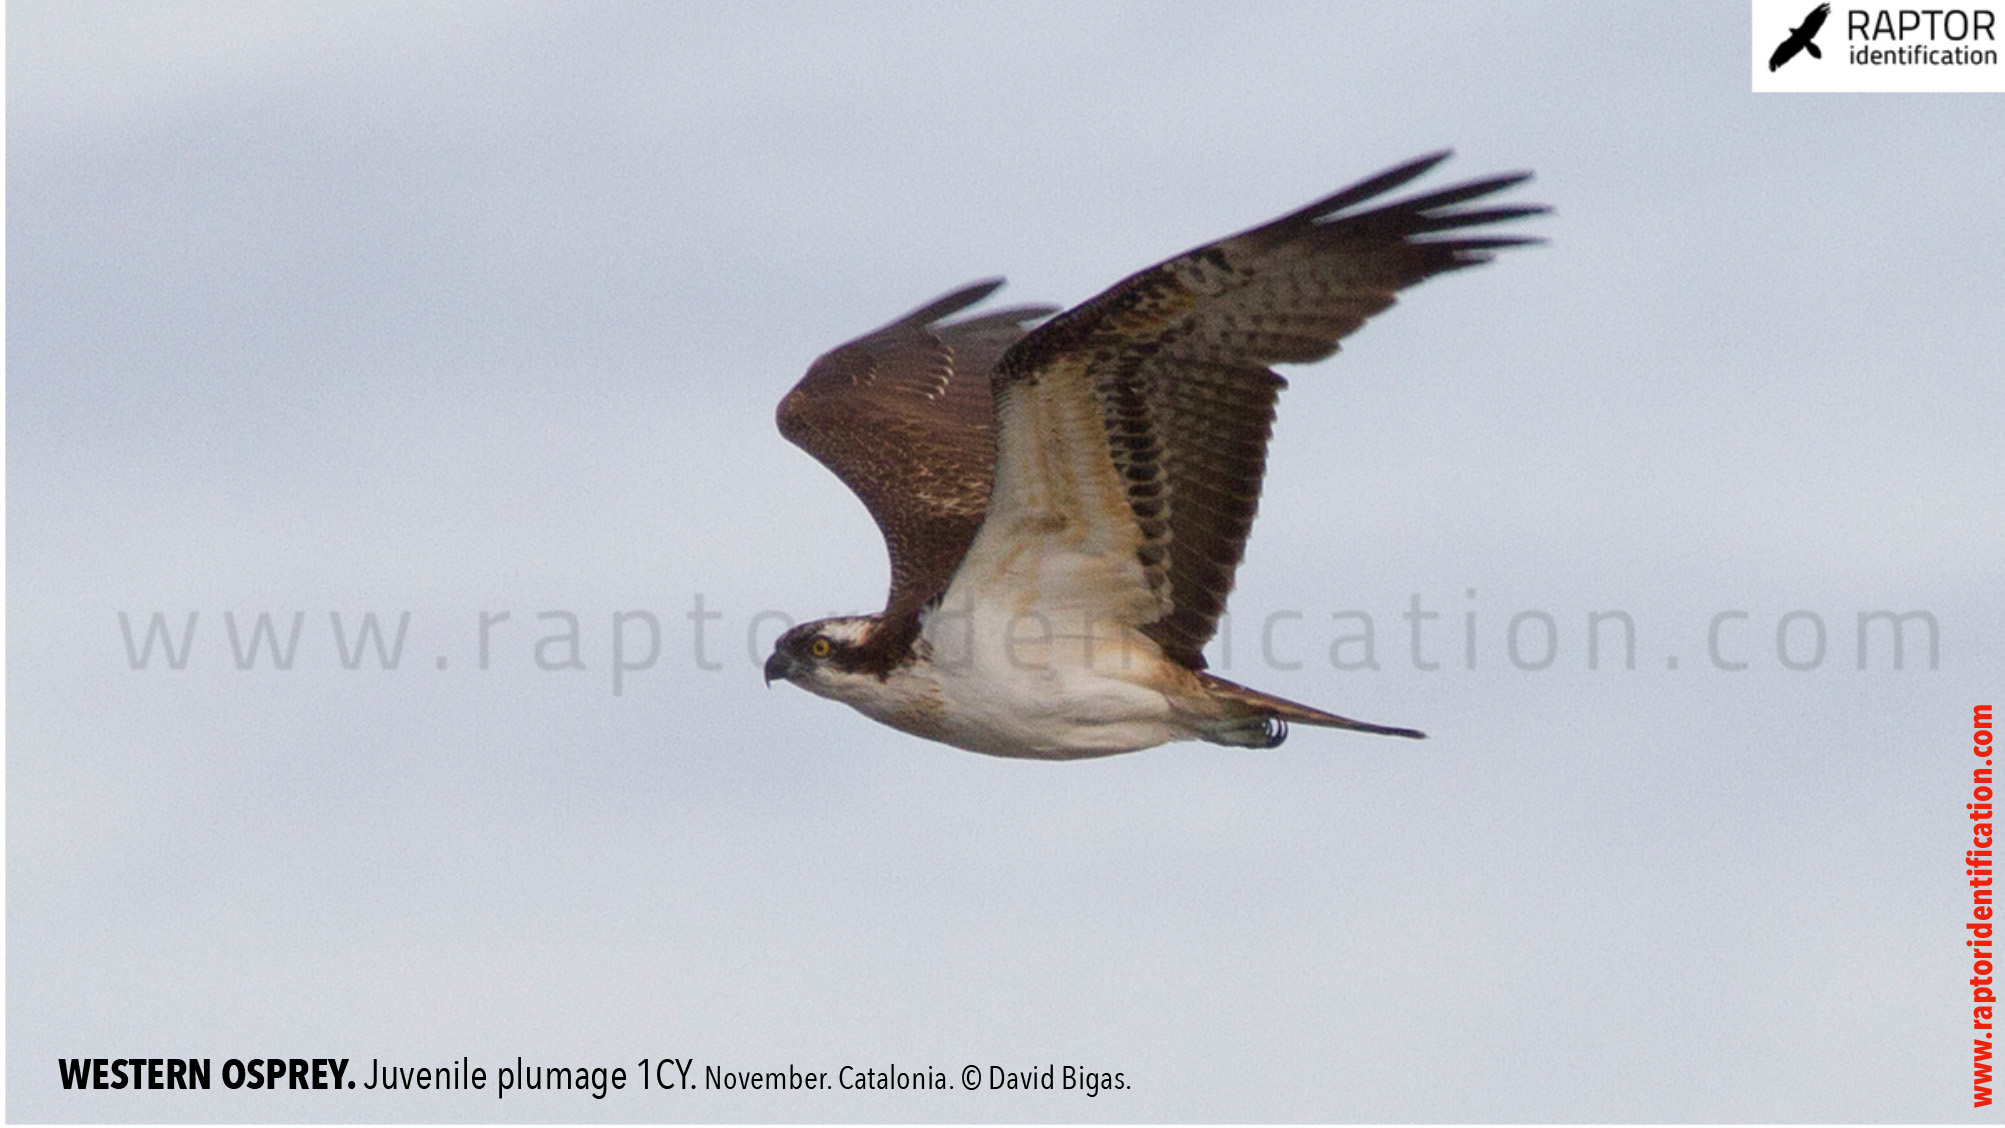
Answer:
(1770, 35, 1804, 70)
(777, 280, 1056, 618)
(1800, 3, 1830, 37)
(960, 153, 1543, 668)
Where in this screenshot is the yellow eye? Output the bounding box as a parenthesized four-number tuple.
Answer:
(809, 637, 833, 658)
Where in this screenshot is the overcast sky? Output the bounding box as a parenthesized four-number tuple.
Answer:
(9, 2, 2004, 1121)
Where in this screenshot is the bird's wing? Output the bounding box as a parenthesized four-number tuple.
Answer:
(1802, 3, 1831, 35)
(1770, 36, 1804, 70)
(952, 153, 1543, 668)
(777, 280, 1056, 619)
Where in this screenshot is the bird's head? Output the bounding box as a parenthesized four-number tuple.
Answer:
(763, 616, 883, 696)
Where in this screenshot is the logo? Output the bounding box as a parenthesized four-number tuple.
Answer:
(1752, 1, 2004, 91)
(1769, 3, 1832, 69)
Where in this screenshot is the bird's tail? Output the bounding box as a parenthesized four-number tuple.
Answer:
(1806, 42, 1822, 58)
(1197, 672, 1426, 742)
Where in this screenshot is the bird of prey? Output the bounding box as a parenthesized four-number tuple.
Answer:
(1769, 3, 1831, 70)
(765, 153, 1542, 759)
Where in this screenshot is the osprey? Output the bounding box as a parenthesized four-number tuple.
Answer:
(765, 153, 1541, 759)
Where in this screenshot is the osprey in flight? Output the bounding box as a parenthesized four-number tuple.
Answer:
(765, 153, 1541, 759)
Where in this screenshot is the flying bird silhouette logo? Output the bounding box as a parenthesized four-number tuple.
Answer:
(1770, 3, 1832, 70)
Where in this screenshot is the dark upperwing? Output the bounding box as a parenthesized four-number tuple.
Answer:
(776, 281, 1055, 620)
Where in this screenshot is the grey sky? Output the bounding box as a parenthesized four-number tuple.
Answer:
(9, 2, 2004, 1121)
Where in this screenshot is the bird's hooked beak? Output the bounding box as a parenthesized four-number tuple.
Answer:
(763, 648, 799, 686)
